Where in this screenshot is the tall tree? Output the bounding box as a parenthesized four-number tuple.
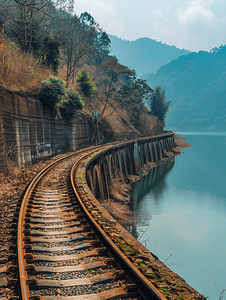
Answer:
(95, 31, 111, 56)
(80, 12, 111, 57)
(150, 86, 171, 126)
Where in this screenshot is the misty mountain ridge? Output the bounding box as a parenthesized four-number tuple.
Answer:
(109, 35, 190, 77)
(144, 45, 226, 131)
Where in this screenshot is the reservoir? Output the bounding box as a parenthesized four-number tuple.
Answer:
(128, 132, 226, 300)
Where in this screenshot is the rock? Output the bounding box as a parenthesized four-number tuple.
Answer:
(110, 232, 119, 238)
(134, 259, 143, 264)
(145, 268, 154, 274)
(56, 288, 61, 294)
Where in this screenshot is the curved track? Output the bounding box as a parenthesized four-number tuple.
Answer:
(15, 144, 168, 300)
(16, 147, 139, 299)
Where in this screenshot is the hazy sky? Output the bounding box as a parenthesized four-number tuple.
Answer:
(74, 0, 226, 52)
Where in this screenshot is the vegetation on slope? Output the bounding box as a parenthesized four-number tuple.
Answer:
(0, 34, 52, 92)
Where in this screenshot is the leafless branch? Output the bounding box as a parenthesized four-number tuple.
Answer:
(214, 282, 226, 300)
(138, 226, 149, 241)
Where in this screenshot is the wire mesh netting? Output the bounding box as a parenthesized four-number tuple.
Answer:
(0, 113, 6, 170)
(0, 88, 93, 168)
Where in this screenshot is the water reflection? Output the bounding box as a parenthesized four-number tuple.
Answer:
(125, 158, 175, 238)
(124, 133, 226, 299)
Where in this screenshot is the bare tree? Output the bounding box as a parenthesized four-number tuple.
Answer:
(99, 57, 135, 117)
(61, 15, 96, 84)
(0, 0, 75, 54)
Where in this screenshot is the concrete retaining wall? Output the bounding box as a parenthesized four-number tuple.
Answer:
(0, 88, 93, 168)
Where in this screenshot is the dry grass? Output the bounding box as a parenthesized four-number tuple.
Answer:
(110, 174, 131, 202)
(0, 144, 21, 185)
(102, 198, 134, 226)
(0, 158, 21, 186)
(0, 33, 52, 93)
(101, 174, 135, 226)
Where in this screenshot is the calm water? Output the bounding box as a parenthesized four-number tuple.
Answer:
(129, 132, 226, 300)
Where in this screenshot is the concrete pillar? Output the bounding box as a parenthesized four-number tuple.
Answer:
(138, 143, 145, 168)
(129, 144, 136, 174)
(159, 140, 164, 160)
(117, 150, 124, 175)
(137, 144, 142, 169)
(98, 167, 105, 201)
(86, 169, 94, 194)
(165, 138, 170, 152)
(162, 138, 167, 153)
(153, 141, 158, 162)
(125, 149, 132, 175)
(156, 141, 161, 160)
(144, 142, 150, 163)
(134, 142, 140, 172)
(160, 140, 165, 158)
(171, 136, 175, 148)
(169, 137, 173, 151)
(113, 151, 120, 173)
(93, 165, 104, 201)
(121, 150, 128, 178)
(103, 161, 111, 199)
(148, 142, 154, 162)
(106, 154, 113, 178)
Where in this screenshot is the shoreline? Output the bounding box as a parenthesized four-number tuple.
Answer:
(173, 134, 191, 155)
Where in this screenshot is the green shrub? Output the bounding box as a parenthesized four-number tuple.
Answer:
(39, 76, 83, 119)
(68, 90, 84, 110)
(40, 76, 65, 108)
(60, 90, 84, 117)
(77, 69, 97, 97)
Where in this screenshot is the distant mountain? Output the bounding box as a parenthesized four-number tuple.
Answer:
(144, 46, 226, 131)
(109, 35, 190, 77)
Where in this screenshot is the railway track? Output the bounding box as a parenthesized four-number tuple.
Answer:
(12, 144, 156, 300)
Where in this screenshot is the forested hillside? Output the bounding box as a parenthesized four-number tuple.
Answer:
(0, 1, 160, 139)
(145, 46, 226, 131)
(109, 35, 190, 76)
